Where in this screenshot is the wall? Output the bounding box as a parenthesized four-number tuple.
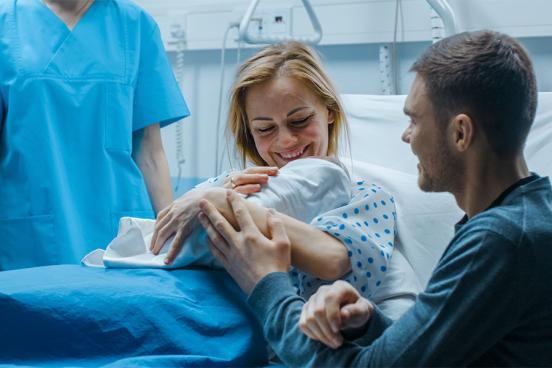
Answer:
(132, 0, 552, 182)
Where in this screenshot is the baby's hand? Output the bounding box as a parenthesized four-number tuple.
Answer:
(224, 166, 278, 195)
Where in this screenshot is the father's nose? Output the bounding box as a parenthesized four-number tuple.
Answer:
(401, 126, 411, 143)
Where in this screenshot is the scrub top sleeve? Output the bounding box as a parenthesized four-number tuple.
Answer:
(0, 92, 4, 125)
(0, 85, 6, 129)
(133, 24, 190, 131)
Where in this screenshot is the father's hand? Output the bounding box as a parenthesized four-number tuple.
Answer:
(198, 190, 291, 294)
(299, 280, 374, 349)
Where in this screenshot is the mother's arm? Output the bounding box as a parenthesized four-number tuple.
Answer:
(152, 187, 350, 280)
(197, 188, 351, 281)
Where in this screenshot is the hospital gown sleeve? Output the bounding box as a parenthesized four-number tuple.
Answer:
(298, 179, 396, 299)
(193, 172, 230, 190)
(133, 22, 190, 130)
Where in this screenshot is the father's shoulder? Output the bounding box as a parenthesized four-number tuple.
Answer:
(456, 176, 552, 253)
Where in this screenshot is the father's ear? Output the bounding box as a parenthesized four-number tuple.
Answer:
(451, 114, 474, 152)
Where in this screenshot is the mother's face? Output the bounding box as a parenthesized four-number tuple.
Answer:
(244, 76, 334, 168)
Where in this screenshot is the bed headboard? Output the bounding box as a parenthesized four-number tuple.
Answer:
(342, 92, 552, 177)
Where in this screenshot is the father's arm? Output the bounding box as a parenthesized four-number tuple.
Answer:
(205, 189, 351, 280)
(248, 272, 394, 367)
(247, 229, 522, 367)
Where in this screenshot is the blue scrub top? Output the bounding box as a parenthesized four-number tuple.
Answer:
(0, 0, 190, 270)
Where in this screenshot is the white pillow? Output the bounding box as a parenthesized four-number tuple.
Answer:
(344, 160, 462, 287)
(341, 94, 416, 175)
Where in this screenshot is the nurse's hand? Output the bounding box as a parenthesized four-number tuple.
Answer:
(198, 190, 291, 294)
(223, 167, 278, 196)
(299, 280, 374, 349)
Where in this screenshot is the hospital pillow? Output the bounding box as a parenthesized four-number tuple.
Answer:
(340, 92, 552, 287)
(341, 94, 418, 175)
(343, 159, 462, 287)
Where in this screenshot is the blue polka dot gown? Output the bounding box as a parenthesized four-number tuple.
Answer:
(290, 178, 396, 299)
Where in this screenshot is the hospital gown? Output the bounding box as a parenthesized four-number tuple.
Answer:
(297, 180, 396, 298)
(0, 1, 189, 270)
(201, 162, 396, 300)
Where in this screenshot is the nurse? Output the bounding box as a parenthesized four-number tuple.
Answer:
(0, 0, 189, 270)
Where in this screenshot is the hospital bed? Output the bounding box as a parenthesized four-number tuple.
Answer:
(1, 92, 551, 366)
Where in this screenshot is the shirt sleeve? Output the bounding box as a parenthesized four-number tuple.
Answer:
(133, 22, 190, 131)
(299, 179, 396, 299)
(247, 228, 525, 367)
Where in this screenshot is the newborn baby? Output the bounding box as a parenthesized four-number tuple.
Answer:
(82, 157, 351, 269)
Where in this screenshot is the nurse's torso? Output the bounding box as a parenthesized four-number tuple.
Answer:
(0, 0, 154, 270)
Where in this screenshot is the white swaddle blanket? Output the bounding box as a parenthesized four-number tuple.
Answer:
(82, 158, 351, 269)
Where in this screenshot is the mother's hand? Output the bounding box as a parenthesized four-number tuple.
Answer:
(223, 166, 278, 196)
(198, 190, 291, 294)
(150, 188, 206, 261)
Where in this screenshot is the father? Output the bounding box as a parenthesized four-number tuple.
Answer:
(198, 30, 552, 366)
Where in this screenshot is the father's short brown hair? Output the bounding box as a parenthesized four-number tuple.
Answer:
(411, 30, 537, 156)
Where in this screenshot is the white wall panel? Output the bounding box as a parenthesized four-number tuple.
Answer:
(132, 0, 552, 183)
(135, 0, 552, 50)
(454, 0, 552, 36)
(291, 1, 432, 44)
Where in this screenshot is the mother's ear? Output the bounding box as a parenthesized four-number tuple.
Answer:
(327, 108, 335, 125)
(451, 113, 474, 152)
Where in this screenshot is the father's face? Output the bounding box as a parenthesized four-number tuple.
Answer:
(402, 75, 458, 192)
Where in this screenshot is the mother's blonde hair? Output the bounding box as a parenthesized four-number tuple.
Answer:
(227, 41, 349, 167)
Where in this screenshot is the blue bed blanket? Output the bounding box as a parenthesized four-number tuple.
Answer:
(0, 265, 268, 367)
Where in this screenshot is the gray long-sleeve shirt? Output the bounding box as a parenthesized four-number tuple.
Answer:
(247, 175, 552, 366)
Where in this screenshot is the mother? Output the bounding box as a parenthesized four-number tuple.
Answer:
(151, 42, 417, 313)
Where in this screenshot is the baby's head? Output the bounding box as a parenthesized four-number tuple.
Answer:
(287, 156, 350, 182)
(315, 156, 348, 175)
